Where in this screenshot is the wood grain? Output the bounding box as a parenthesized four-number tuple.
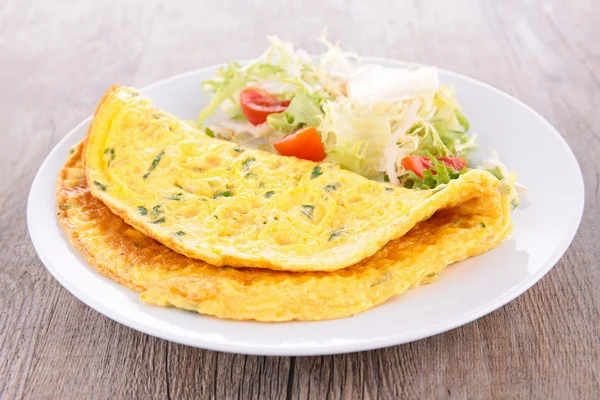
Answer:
(1, 0, 598, 398)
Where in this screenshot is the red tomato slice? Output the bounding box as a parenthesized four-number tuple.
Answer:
(401, 156, 467, 178)
(239, 88, 290, 125)
(401, 156, 433, 178)
(438, 157, 467, 171)
(273, 127, 327, 162)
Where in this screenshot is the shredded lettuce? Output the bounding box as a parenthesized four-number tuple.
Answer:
(197, 33, 519, 195)
(319, 83, 475, 183)
(316, 28, 361, 97)
(327, 141, 372, 177)
(320, 99, 395, 179)
(267, 89, 324, 133)
(408, 85, 477, 158)
(198, 62, 248, 125)
(318, 28, 361, 77)
(198, 36, 321, 126)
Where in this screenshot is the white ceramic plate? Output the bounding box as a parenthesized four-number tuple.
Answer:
(27, 58, 584, 356)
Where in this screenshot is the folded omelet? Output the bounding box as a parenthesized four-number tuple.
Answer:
(59, 142, 512, 321)
(84, 85, 511, 273)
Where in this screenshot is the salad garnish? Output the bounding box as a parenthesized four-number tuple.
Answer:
(197, 30, 520, 201)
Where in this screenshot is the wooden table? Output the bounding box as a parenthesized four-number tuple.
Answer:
(1, 0, 598, 398)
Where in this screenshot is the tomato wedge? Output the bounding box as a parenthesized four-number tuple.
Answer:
(273, 127, 327, 162)
(401, 156, 432, 178)
(438, 157, 468, 172)
(239, 88, 290, 125)
(401, 156, 467, 178)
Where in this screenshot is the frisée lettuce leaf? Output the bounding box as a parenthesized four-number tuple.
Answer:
(198, 62, 249, 125)
(320, 99, 396, 179)
(198, 36, 322, 126)
(408, 85, 477, 158)
(267, 89, 324, 133)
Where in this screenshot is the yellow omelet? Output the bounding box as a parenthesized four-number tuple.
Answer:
(84, 85, 511, 272)
(58, 143, 512, 321)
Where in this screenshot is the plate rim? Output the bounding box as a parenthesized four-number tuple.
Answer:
(27, 58, 585, 356)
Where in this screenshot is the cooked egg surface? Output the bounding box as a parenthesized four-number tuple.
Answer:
(59, 143, 512, 321)
(85, 85, 506, 272)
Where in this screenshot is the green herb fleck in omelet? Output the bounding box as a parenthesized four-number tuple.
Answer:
(104, 148, 115, 167)
(324, 183, 340, 192)
(212, 190, 233, 199)
(301, 205, 314, 219)
(151, 204, 163, 216)
(328, 229, 344, 241)
(143, 149, 165, 180)
(242, 157, 256, 170)
(93, 181, 108, 191)
(165, 193, 184, 201)
(310, 165, 323, 179)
